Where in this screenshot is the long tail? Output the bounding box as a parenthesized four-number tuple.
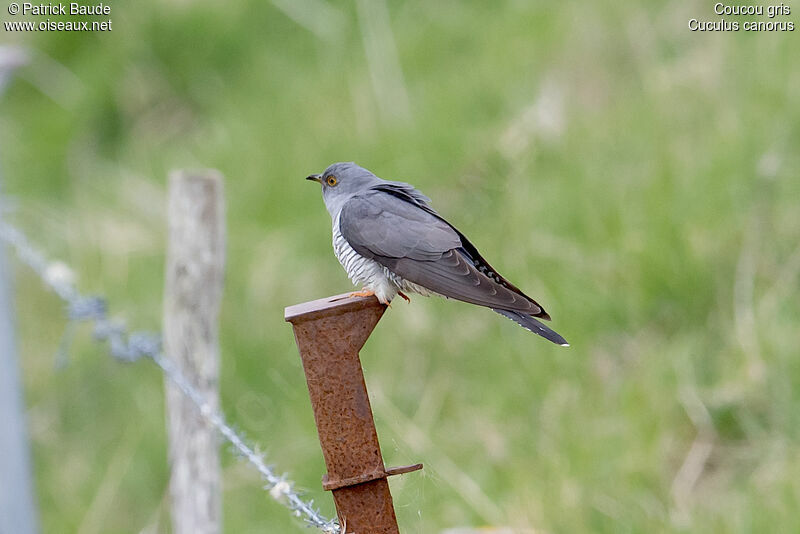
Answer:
(492, 309, 569, 346)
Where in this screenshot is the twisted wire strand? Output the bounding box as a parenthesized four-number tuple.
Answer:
(0, 220, 340, 533)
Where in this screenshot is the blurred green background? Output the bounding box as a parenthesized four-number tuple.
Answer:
(2, 1, 799, 532)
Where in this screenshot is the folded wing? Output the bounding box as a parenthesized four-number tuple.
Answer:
(339, 188, 547, 316)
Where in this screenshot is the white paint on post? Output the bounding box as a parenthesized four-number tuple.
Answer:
(164, 170, 225, 534)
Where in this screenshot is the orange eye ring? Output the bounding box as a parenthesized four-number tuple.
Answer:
(326, 175, 338, 187)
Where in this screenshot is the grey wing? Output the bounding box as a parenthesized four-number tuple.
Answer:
(339, 189, 545, 316)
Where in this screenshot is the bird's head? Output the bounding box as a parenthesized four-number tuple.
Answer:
(306, 162, 382, 217)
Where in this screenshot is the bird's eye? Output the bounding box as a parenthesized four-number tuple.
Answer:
(326, 175, 338, 187)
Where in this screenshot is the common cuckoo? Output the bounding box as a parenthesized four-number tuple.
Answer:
(307, 162, 568, 346)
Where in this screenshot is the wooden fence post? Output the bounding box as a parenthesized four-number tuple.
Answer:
(285, 293, 422, 533)
(163, 170, 225, 534)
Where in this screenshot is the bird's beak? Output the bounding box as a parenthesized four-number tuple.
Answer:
(306, 174, 322, 183)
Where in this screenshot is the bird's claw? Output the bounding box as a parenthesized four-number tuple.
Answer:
(398, 291, 411, 303)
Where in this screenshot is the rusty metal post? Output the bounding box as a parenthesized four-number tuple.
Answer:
(285, 293, 422, 533)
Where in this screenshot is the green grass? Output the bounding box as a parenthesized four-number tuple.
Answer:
(2, 1, 800, 532)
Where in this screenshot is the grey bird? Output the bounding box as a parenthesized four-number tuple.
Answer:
(307, 162, 568, 346)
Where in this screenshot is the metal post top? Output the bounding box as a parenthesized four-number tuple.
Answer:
(284, 292, 386, 324)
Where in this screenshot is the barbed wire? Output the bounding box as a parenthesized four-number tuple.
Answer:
(0, 220, 340, 534)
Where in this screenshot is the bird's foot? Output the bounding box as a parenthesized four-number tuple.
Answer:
(349, 288, 376, 299)
(398, 291, 411, 303)
(349, 287, 395, 307)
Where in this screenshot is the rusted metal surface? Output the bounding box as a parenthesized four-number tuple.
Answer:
(285, 293, 422, 533)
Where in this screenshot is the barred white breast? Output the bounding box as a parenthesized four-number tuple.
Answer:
(332, 213, 432, 304)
